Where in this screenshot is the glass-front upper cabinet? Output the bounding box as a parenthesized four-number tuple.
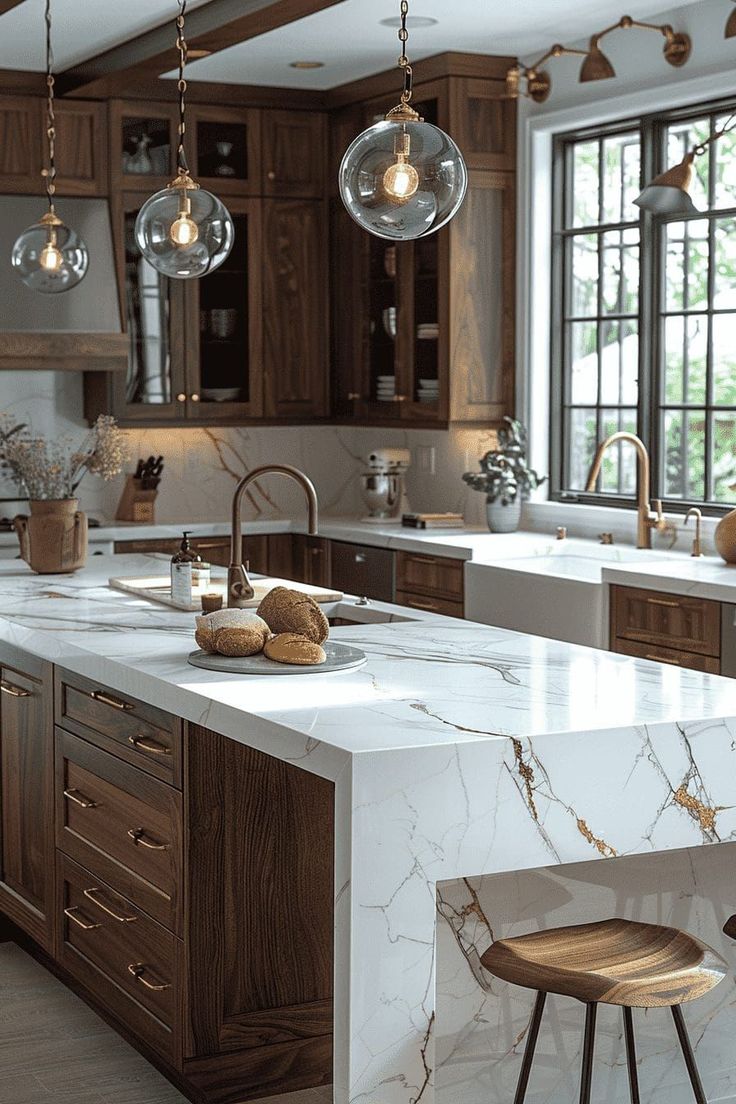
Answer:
(190, 106, 260, 196)
(111, 101, 179, 191)
(185, 198, 263, 419)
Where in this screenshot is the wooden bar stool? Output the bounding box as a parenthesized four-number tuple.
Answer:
(481, 918, 727, 1104)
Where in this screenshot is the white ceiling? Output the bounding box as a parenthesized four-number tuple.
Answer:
(0, 0, 703, 87)
(0, 0, 211, 71)
(169, 0, 700, 90)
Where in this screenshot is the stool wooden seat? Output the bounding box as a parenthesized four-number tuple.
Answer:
(481, 918, 727, 1104)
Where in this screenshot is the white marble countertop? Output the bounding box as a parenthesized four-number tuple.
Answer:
(603, 554, 736, 602)
(0, 515, 495, 560)
(1, 554, 736, 1104)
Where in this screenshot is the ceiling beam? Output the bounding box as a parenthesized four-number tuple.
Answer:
(58, 0, 345, 98)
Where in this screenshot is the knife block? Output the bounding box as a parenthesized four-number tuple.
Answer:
(115, 476, 157, 523)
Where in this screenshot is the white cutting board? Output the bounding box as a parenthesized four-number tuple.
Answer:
(108, 574, 343, 612)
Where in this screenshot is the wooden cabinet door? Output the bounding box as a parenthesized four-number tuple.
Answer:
(190, 104, 260, 197)
(53, 100, 107, 196)
(292, 536, 331, 587)
(0, 96, 42, 193)
(448, 170, 515, 423)
(184, 728, 333, 1098)
(449, 78, 516, 171)
(262, 199, 328, 418)
(0, 658, 53, 950)
(262, 111, 326, 198)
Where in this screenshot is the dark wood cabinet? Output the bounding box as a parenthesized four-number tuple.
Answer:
(291, 535, 332, 588)
(262, 110, 327, 198)
(396, 550, 464, 617)
(190, 104, 261, 197)
(0, 95, 106, 196)
(263, 198, 329, 418)
(0, 653, 54, 951)
(331, 70, 516, 428)
(610, 585, 722, 674)
(113, 534, 269, 575)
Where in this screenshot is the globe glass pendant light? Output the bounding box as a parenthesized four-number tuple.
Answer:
(11, 0, 89, 294)
(339, 0, 467, 241)
(135, 0, 233, 278)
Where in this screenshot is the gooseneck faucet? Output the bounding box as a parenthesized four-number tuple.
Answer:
(228, 464, 319, 607)
(585, 431, 665, 549)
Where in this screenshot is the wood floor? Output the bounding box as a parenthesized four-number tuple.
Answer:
(0, 942, 334, 1104)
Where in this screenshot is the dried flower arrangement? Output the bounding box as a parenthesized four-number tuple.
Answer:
(0, 413, 127, 501)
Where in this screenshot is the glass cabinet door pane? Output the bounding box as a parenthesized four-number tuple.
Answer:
(367, 238, 400, 405)
(121, 117, 172, 177)
(196, 121, 249, 181)
(197, 213, 250, 404)
(123, 212, 172, 405)
(412, 236, 439, 406)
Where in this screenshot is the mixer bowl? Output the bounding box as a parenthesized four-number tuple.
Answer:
(361, 472, 402, 519)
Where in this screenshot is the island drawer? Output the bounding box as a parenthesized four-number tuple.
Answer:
(55, 669, 182, 787)
(610, 585, 721, 658)
(57, 852, 180, 1062)
(56, 730, 182, 933)
(611, 636, 721, 674)
(396, 551, 464, 603)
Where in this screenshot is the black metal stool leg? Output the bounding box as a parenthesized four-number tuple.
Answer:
(671, 1005, 707, 1104)
(512, 991, 547, 1104)
(579, 1002, 598, 1104)
(622, 1007, 641, 1104)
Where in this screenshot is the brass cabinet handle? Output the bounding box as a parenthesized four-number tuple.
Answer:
(393, 394, 407, 403)
(0, 679, 31, 697)
(177, 392, 187, 402)
(267, 169, 276, 181)
(347, 392, 361, 401)
(84, 887, 137, 923)
(645, 652, 682, 666)
(90, 689, 133, 712)
(127, 963, 171, 991)
(128, 735, 171, 757)
(645, 596, 680, 608)
(406, 598, 438, 611)
(191, 393, 200, 402)
(63, 787, 98, 809)
(64, 906, 101, 931)
(407, 554, 436, 565)
(127, 828, 168, 851)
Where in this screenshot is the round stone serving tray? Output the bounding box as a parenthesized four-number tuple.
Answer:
(187, 641, 367, 676)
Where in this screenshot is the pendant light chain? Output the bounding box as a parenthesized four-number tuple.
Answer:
(42, 0, 56, 212)
(175, 0, 190, 174)
(397, 0, 413, 105)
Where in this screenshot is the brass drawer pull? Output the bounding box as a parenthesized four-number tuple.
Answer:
(407, 598, 438, 611)
(90, 689, 134, 711)
(645, 597, 680, 608)
(127, 962, 171, 991)
(0, 680, 31, 697)
(127, 828, 168, 851)
(64, 906, 101, 931)
(83, 888, 137, 923)
(63, 787, 98, 809)
(645, 652, 681, 666)
(128, 735, 171, 757)
(407, 555, 435, 565)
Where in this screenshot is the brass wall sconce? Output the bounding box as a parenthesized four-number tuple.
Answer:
(635, 111, 736, 215)
(507, 14, 691, 104)
(726, 1, 736, 38)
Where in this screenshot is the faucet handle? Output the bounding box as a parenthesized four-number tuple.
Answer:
(651, 499, 667, 530)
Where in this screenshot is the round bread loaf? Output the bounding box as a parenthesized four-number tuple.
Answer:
(257, 587, 329, 644)
(213, 625, 268, 657)
(195, 609, 269, 655)
(264, 632, 326, 666)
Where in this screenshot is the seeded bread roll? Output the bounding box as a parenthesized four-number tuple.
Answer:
(195, 609, 269, 655)
(264, 632, 326, 666)
(257, 586, 329, 645)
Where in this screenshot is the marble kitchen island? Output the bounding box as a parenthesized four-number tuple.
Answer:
(0, 555, 735, 1104)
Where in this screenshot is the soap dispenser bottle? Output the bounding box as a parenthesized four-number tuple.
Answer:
(171, 531, 196, 607)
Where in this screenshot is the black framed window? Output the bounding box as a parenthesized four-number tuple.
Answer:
(551, 99, 736, 513)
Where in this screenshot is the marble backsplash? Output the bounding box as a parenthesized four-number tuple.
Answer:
(0, 371, 496, 525)
(436, 845, 736, 1104)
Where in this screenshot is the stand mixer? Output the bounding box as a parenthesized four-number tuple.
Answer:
(360, 448, 411, 523)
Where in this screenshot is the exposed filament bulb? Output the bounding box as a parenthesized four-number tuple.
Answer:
(169, 194, 199, 248)
(39, 228, 63, 272)
(383, 131, 419, 200)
